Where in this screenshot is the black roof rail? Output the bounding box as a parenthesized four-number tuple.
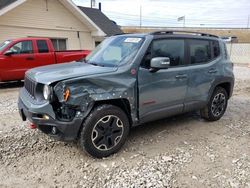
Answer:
(113, 32, 126, 36)
(150, 30, 219, 38)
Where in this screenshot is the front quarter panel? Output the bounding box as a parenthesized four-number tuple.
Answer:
(54, 70, 137, 122)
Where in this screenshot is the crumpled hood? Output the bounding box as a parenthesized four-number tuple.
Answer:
(26, 61, 118, 84)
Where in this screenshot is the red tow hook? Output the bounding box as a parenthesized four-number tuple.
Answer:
(29, 124, 37, 129)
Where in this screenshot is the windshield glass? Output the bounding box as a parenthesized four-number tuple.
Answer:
(85, 36, 144, 67)
(0, 40, 11, 51)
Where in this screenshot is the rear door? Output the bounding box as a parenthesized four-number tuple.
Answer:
(184, 39, 221, 111)
(34, 40, 54, 67)
(1, 40, 34, 81)
(138, 38, 189, 123)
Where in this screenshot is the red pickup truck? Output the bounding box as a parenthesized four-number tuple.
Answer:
(0, 38, 90, 82)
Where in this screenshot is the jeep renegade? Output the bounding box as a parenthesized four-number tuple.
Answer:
(18, 31, 234, 158)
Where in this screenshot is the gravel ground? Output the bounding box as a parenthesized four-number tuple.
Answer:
(0, 66, 250, 188)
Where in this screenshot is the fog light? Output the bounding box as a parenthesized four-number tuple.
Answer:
(52, 126, 57, 135)
(43, 115, 50, 120)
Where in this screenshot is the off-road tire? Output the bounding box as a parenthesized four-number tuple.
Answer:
(200, 87, 228, 121)
(79, 104, 130, 158)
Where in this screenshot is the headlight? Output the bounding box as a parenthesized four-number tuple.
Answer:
(43, 85, 52, 100)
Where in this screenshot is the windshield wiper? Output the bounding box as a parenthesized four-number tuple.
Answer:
(88, 61, 104, 67)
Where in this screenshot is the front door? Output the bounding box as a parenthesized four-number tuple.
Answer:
(2, 40, 34, 81)
(138, 38, 188, 123)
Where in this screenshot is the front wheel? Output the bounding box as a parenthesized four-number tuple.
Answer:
(79, 104, 130, 158)
(200, 87, 228, 121)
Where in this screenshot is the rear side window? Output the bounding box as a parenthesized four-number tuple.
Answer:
(152, 39, 185, 67)
(223, 42, 229, 59)
(212, 40, 220, 58)
(37, 40, 49, 53)
(51, 38, 67, 51)
(189, 40, 211, 64)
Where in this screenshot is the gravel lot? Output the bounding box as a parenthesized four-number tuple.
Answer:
(0, 66, 250, 188)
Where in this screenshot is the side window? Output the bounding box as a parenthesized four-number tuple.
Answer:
(212, 40, 220, 58)
(152, 39, 185, 67)
(223, 42, 229, 59)
(9, 41, 33, 54)
(51, 38, 67, 51)
(189, 40, 211, 64)
(95, 41, 101, 47)
(37, 40, 49, 53)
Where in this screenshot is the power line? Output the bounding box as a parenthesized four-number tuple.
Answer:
(105, 11, 249, 23)
(103, 11, 250, 28)
(109, 16, 249, 25)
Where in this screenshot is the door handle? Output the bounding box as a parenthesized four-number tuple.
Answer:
(175, 74, 187, 79)
(208, 69, 217, 74)
(26, 56, 34, 60)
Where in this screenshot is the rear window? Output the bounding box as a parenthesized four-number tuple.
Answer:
(189, 39, 211, 64)
(37, 40, 49, 53)
(212, 40, 220, 58)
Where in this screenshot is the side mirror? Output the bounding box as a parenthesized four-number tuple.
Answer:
(150, 57, 170, 72)
(4, 50, 14, 56)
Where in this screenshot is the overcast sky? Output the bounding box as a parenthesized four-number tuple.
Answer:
(73, 0, 250, 28)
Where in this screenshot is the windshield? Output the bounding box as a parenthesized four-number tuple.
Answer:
(0, 40, 11, 51)
(85, 36, 144, 67)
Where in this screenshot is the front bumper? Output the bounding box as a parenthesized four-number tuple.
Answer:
(18, 88, 83, 141)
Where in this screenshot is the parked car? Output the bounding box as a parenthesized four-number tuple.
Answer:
(18, 31, 234, 158)
(220, 36, 238, 43)
(0, 38, 90, 82)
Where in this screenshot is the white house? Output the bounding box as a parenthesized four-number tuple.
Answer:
(0, 0, 122, 50)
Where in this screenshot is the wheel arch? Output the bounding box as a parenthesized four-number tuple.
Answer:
(216, 82, 231, 98)
(93, 98, 132, 126)
(208, 79, 234, 102)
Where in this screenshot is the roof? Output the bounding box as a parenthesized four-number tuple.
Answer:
(0, 0, 122, 37)
(78, 6, 123, 36)
(0, 0, 17, 10)
(0, 0, 106, 37)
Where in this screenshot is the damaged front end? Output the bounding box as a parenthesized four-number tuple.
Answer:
(52, 73, 138, 127)
(52, 82, 95, 122)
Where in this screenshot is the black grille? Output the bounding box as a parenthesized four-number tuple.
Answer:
(24, 76, 36, 98)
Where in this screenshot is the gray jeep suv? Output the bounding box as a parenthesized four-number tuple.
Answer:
(18, 31, 234, 158)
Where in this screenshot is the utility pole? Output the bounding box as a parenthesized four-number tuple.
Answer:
(183, 16, 186, 28)
(247, 15, 250, 28)
(140, 5, 142, 28)
(90, 0, 95, 8)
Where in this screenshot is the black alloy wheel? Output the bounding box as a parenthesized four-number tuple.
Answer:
(79, 104, 130, 158)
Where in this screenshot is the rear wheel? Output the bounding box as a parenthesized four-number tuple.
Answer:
(201, 87, 228, 121)
(79, 104, 130, 158)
